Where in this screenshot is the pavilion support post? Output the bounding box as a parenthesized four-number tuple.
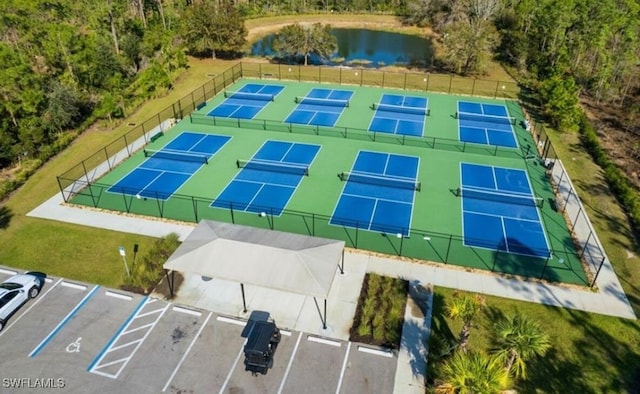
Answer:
(165, 270, 175, 298)
(313, 297, 328, 330)
(313, 297, 327, 330)
(240, 283, 248, 313)
(323, 299, 327, 330)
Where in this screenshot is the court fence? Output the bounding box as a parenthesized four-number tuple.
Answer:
(56, 62, 602, 286)
(528, 119, 608, 288)
(240, 62, 520, 99)
(67, 179, 587, 285)
(189, 113, 526, 159)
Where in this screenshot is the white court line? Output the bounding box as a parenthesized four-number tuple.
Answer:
(335, 342, 352, 394)
(105, 291, 133, 301)
(357, 345, 393, 358)
(162, 312, 212, 392)
(307, 335, 341, 347)
(277, 331, 303, 394)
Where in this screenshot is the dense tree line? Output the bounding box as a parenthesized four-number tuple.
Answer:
(0, 0, 247, 180)
(1, 0, 638, 192)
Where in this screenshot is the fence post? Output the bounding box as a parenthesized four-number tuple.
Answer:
(192, 196, 198, 223)
(591, 257, 606, 288)
(445, 234, 453, 262)
(448, 75, 453, 93)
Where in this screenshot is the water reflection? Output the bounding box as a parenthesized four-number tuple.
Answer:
(250, 28, 433, 68)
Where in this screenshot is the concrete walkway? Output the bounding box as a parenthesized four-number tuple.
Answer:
(27, 192, 636, 394)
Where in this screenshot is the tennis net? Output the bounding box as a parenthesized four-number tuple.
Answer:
(455, 111, 516, 125)
(339, 172, 421, 191)
(372, 103, 430, 116)
(295, 96, 350, 107)
(237, 159, 309, 176)
(458, 187, 544, 208)
(144, 149, 208, 164)
(224, 91, 275, 101)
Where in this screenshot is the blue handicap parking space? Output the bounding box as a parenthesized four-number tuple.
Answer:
(368, 94, 429, 137)
(211, 140, 321, 215)
(208, 83, 284, 119)
(457, 101, 517, 148)
(460, 163, 550, 258)
(330, 150, 420, 236)
(285, 88, 354, 127)
(108, 132, 230, 200)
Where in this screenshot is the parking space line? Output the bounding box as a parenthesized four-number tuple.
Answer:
(280, 329, 292, 337)
(216, 316, 246, 327)
(307, 335, 341, 347)
(61, 281, 88, 290)
(162, 312, 213, 392)
(219, 338, 248, 394)
(122, 322, 154, 335)
(87, 296, 148, 373)
(110, 338, 144, 352)
(0, 268, 18, 275)
(88, 298, 170, 379)
(335, 342, 352, 394)
(357, 345, 393, 358)
(29, 285, 100, 357)
(0, 278, 64, 338)
(105, 291, 133, 301)
(172, 306, 202, 317)
(277, 331, 303, 394)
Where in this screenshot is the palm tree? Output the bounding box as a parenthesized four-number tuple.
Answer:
(436, 351, 510, 394)
(446, 292, 486, 352)
(491, 312, 552, 379)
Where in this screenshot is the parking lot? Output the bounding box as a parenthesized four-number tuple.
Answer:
(0, 267, 398, 393)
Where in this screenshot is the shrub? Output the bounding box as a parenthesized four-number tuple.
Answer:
(123, 233, 180, 293)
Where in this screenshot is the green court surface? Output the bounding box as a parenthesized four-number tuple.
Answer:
(70, 78, 588, 285)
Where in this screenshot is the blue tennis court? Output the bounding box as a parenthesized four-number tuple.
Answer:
(457, 101, 518, 148)
(330, 151, 420, 236)
(208, 83, 284, 119)
(460, 163, 550, 257)
(108, 132, 230, 200)
(211, 140, 321, 215)
(369, 94, 429, 137)
(285, 88, 353, 127)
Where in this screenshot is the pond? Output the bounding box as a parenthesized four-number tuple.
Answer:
(250, 28, 434, 68)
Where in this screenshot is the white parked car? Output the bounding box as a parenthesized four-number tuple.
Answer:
(0, 272, 46, 331)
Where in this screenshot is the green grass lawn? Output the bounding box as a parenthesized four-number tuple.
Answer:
(430, 287, 640, 393)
